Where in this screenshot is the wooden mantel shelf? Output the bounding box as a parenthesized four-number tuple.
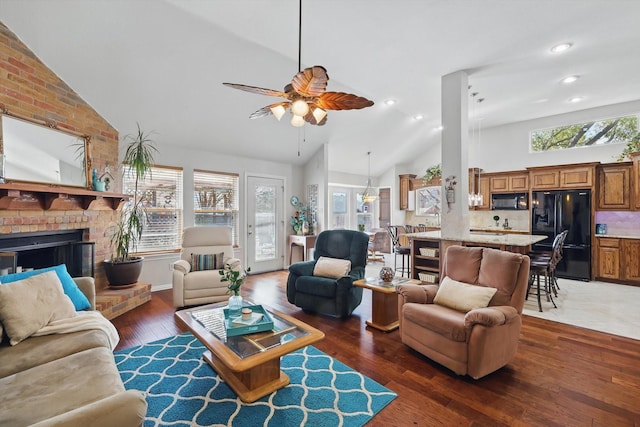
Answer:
(0, 183, 129, 211)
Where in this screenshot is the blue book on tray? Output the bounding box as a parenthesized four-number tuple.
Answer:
(223, 304, 274, 336)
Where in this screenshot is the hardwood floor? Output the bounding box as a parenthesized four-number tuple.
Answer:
(112, 271, 640, 426)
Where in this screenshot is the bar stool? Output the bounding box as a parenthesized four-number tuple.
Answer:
(526, 230, 566, 311)
(388, 225, 410, 277)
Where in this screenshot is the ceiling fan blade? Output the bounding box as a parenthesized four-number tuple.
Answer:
(249, 102, 290, 119)
(222, 83, 288, 98)
(291, 66, 328, 97)
(316, 92, 375, 110)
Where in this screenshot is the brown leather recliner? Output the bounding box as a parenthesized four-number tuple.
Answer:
(397, 245, 530, 379)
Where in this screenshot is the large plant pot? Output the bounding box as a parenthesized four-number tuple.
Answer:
(103, 257, 144, 287)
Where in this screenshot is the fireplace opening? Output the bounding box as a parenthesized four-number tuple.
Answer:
(0, 230, 95, 278)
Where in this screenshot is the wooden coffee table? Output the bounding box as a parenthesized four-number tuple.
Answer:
(175, 302, 324, 402)
(354, 277, 421, 332)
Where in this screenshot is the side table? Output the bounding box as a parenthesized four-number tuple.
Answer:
(354, 277, 421, 332)
(288, 234, 317, 265)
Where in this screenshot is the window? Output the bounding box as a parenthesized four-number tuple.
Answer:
(530, 114, 639, 152)
(122, 165, 183, 253)
(355, 192, 373, 230)
(329, 186, 377, 231)
(193, 170, 240, 247)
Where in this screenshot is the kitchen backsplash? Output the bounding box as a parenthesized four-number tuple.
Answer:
(405, 209, 530, 230)
(595, 211, 640, 237)
(470, 210, 530, 231)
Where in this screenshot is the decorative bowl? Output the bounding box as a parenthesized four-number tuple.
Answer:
(379, 267, 395, 282)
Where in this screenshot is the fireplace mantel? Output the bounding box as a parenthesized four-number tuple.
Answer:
(0, 183, 129, 211)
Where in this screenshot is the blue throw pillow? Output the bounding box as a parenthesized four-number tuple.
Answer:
(0, 264, 91, 311)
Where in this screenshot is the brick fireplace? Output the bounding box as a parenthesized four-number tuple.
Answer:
(1, 22, 120, 292)
(0, 229, 93, 276)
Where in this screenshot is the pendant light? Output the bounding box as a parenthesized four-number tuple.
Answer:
(362, 152, 378, 202)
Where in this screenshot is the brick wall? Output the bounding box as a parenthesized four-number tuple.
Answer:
(0, 22, 120, 290)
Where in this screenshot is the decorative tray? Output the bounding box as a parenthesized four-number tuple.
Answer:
(222, 304, 274, 337)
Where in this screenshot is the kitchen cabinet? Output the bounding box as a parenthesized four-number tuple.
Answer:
(560, 166, 594, 188)
(596, 238, 620, 280)
(489, 171, 529, 193)
(530, 170, 559, 189)
(621, 239, 640, 282)
(528, 163, 597, 190)
(399, 174, 416, 210)
(597, 163, 632, 210)
(596, 237, 640, 283)
(632, 152, 640, 210)
(477, 176, 490, 210)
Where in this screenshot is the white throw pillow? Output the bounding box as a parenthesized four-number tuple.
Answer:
(313, 256, 352, 279)
(0, 270, 76, 345)
(433, 276, 498, 313)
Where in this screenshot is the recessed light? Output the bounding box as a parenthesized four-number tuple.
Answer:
(413, 114, 424, 120)
(384, 99, 396, 106)
(568, 96, 583, 103)
(561, 75, 579, 84)
(433, 125, 443, 131)
(551, 43, 572, 53)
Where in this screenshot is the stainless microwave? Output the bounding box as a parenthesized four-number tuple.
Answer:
(491, 193, 528, 210)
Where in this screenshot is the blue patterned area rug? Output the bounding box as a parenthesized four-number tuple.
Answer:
(115, 333, 397, 427)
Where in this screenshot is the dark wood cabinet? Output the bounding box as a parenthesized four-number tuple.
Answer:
(597, 238, 620, 280)
(621, 239, 640, 282)
(560, 166, 594, 188)
(632, 152, 640, 210)
(489, 172, 529, 193)
(530, 170, 559, 189)
(597, 164, 632, 210)
(399, 174, 416, 210)
(596, 237, 640, 283)
(529, 163, 597, 190)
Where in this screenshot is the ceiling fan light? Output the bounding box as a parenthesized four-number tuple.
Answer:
(312, 107, 327, 123)
(291, 114, 305, 127)
(270, 105, 286, 121)
(291, 99, 310, 116)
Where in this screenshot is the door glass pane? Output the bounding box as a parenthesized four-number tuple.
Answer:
(332, 192, 347, 228)
(255, 185, 276, 261)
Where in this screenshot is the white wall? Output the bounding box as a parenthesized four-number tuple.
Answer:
(473, 100, 640, 172)
(303, 144, 328, 233)
(137, 142, 299, 289)
(376, 100, 640, 227)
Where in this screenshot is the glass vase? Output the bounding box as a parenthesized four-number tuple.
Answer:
(228, 294, 243, 316)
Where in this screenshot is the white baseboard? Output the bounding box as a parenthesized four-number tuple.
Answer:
(151, 283, 172, 292)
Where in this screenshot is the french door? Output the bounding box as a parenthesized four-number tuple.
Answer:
(246, 175, 285, 273)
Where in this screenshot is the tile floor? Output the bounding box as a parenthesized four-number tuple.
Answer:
(366, 257, 640, 341)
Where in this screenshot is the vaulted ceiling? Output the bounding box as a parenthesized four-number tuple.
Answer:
(2, 0, 639, 177)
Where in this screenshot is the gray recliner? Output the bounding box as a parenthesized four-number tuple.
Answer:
(286, 229, 369, 317)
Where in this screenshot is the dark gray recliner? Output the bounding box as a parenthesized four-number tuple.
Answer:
(286, 229, 369, 317)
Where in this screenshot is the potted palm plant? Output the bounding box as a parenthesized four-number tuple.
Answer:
(103, 124, 157, 286)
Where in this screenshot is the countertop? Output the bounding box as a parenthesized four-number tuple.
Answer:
(595, 234, 640, 239)
(406, 230, 548, 246)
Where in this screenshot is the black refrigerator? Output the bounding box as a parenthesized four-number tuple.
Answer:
(531, 190, 591, 281)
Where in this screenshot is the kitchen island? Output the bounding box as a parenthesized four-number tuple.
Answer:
(406, 230, 547, 284)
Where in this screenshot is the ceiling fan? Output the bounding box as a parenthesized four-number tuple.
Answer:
(222, 0, 374, 127)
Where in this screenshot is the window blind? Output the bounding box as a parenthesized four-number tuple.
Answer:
(193, 169, 240, 247)
(122, 165, 183, 253)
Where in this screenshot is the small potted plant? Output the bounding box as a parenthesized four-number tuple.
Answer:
(493, 215, 500, 227)
(219, 263, 251, 313)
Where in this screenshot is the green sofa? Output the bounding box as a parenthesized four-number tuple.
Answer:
(0, 277, 147, 427)
(287, 229, 369, 317)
